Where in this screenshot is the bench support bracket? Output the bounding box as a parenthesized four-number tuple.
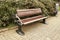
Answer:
(16, 22, 25, 35)
(16, 26, 25, 35)
(42, 19, 46, 24)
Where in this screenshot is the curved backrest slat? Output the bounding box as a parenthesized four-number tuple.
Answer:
(17, 8, 42, 17)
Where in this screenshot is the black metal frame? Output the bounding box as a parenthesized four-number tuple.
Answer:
(42, 19, 46, 24)
(16, 21, 25, 35)
(14, 14, 25, 35)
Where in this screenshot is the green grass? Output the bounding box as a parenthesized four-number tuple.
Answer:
(59, 6, 60, 11)
(7, 24, 16, 28)
(0, 24, 16, 29)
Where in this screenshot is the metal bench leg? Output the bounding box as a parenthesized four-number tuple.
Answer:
(42, 19, 46, 24)
(16, 26, 25, 35)
(16, 22, 25, 35)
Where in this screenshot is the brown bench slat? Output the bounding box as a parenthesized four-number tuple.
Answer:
(21, 15, 42, 23)
(17, 8, 42, 17)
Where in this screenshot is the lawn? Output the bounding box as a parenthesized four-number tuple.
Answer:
(59, 6, 60, 11)
(0, 24, 16, 29)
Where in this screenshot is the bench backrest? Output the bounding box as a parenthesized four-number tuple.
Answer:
(17, 8, 42, 18)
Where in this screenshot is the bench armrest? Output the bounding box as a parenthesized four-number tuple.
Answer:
(15, 14, 23, 25)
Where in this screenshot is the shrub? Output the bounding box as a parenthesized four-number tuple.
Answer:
(0, 1, 16, 27)
(0, 0, 56, 27)
(39, 0, 56, 16)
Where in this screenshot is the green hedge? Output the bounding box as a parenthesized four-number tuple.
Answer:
(0, 0, 56, 27)
(0, 1, 16, 27)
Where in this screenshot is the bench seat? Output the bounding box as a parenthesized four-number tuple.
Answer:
(21, 15, 47, 25)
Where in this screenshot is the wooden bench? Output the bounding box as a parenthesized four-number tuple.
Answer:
(15, 8, 47, 35)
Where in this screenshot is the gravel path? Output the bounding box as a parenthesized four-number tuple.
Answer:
(0, 12, 60, 40)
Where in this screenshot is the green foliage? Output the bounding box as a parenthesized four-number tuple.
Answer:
(0, 0, 56, 27)
(38, 0, 56, 15)
(0, 1, 16, 27)
(54, 0, 60, 2)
